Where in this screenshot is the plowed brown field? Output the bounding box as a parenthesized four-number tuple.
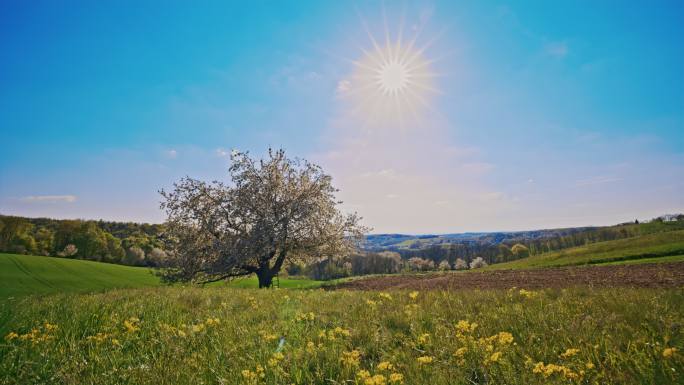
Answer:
(333, 262, 684, 290)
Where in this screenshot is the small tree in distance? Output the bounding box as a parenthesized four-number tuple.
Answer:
(470, 257, 488, 269)
(454, 258, 468, 270)
(159, 148, 368, 288)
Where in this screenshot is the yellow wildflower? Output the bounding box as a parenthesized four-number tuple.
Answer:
(585, 362, 595, 369)
(408, 291, 419, 300)
(4, 332, 19, 341)
(519, 289, 538, 299)
(366, 299, 378, 306)
(341, 349, 361, 366)
(389, 373, 404, 384)
(333, 326, 352, 337)
(455, 320, 478, 334)
(191, 323, 205, 333)
(241, 369, 257, 381)
(112, 338, 121, 347)
(306, 341, 316, 353)
(417, 333, 430, 344)
(356, 370, 371, 379)
(496, 331, 514, 345)
(255, 364, 265, 378)
(268, 351, 285, 366)
(379, 293, 392, 301)
(663, 347, 678, 358)
(486, 351, 502, 364)
(417, 355, 434, 364)
(123, 317, 140, 333)
(377, 361, 394, 371)
(560, 348, 580, 359)
(532, 362, 577, 379)
(453, 347, 468, 358)
(365, 374, 387, 385)
(205, 317, 220, 326)
(295, 312, 315, 322)
(44, 323, 58, 332)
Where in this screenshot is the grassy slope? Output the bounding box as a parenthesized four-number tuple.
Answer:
(486, 230, 684, 270)
(0, 253, 161, 298)
(0, 253, 328, 297)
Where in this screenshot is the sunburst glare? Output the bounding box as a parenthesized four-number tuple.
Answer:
(339, 14, 441, 129)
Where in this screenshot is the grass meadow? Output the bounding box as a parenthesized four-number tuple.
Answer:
(1, 286, 682, 385)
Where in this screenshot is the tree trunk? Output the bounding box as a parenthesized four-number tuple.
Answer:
(256, 268, 274, 288)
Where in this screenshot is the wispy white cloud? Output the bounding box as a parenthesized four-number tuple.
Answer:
(20, 195, 77, 203)
(575, 176, 622, 187)
(165, 149, 178, 159)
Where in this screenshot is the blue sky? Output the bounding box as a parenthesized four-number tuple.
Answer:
(1, 1, 682, 233)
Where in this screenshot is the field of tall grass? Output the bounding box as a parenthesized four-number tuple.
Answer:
(1, 287, 682, 385)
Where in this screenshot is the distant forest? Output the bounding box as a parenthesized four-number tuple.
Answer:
(0, 215, 166, 266)
(0, 214, 682, 276)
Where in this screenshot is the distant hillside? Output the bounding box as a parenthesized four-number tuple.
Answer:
(362, 228, 595, 250)
(484, 230, 684, 270)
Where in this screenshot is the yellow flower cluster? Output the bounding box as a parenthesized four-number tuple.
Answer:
(485, 351, 502, 365)
(455, 320, 478, 335)
(453, 347, 468, 358)
(417, 333, 430, 345)
(408, 291, 419, 300)
(480, 331, 514, 347)
(416, 355, 433, 364)
(663, 347, 678, 358)
(123, 317, 140, 333)
(5, 322, 58, 344)
(205, 317, 220, 327)
(357, 366, 404, 385)
(259, 330, 278, 342)
(267, 352, 284, 367)
(378, 293, 392, 301)
(295, 312, 315, 322)
(560, 348, 580, 359)
(532, 362, 581, 380)
(241, 364, 265, 384)
(340, 349, 361, 367)
(319, 326, 351, 341)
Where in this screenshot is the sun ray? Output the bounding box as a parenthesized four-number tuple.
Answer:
(340, 10, 443, 128)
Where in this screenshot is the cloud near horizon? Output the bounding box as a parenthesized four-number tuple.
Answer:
(20, 195, 77, 204)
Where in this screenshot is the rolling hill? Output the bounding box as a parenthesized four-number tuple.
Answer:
(0, 253, 161, 298)
(484, 229, 684, 270)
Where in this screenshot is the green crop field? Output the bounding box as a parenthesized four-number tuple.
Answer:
(0, 253, 329, 298)
(485, 230, 684, 270)
(0, 253, 161, 298)
(1, 287, 682, 385)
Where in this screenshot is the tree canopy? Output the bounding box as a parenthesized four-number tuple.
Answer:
(159, 148, 368, 287)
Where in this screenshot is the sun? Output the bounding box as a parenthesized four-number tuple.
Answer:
(378, 60, 409, 95)
(339, 18, 440, 128)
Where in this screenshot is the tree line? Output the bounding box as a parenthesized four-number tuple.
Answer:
(0, 215, 166, 266)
